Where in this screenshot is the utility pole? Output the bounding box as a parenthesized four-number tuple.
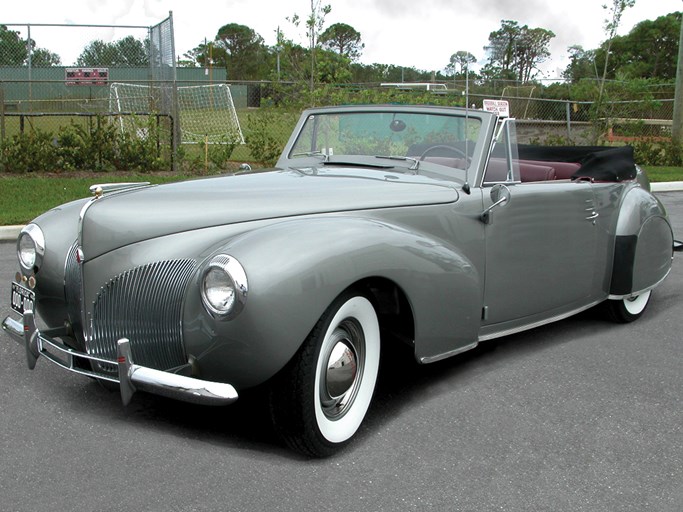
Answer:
(276, 27, 281, 81)
(672, 14, 683, 142)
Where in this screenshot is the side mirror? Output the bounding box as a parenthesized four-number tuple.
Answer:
(481, 184, 511, 224)
(674, 239, 682, 252)
(238, 163, 252, 172)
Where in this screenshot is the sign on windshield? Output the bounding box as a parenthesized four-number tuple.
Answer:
(483, 99, 510, 118)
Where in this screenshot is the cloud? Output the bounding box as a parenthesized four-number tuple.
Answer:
(5, 0, 681, 77)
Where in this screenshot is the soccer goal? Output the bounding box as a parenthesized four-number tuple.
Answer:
(108, 82, 162, 138)
(109, 82, 245, 145)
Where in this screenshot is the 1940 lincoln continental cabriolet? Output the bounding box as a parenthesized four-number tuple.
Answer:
(3, 103, 679, 456)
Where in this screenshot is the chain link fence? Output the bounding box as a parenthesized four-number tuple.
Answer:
(0, 16, 676, 170)
(0, 15, 255, 171)
(224, 83, 676, 165)
(0, 15, 185, 169)
(478, 94, 675, 145)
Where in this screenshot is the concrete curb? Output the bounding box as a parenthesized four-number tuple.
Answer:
(2, 182, 682, 242)
(0, 225, 21, 242)
(651, 181, 683, 192)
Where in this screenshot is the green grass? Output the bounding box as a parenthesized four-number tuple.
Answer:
(2, 165, 681, 226)
(641, 166, 683, 182)
(0, 174, 192, 225)
(0, 108, 296, 156)
(1, 114, 96, 138)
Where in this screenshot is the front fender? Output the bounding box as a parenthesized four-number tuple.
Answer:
(183, 216, 482, 389)
(610, 187, 673, 296)
(27, 198, 90, 328)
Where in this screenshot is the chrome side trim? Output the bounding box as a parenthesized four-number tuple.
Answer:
(608, 269, 670, 300)
(478, 299, 603, 342)
(3, 313, 239, 407)
(77, 197, 98, 258)
(420, 341, 478, 364)
(77, 197, 98, 346)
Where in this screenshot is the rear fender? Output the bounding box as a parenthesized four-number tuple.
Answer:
(183, 216, 482, 388)
(610, 187, 673, 296)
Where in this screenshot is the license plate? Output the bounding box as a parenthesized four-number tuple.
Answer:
(10, 281, 35, 316)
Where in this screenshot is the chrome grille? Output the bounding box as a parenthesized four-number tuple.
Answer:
(89, 259, 197, 372)
(64, 241, 83, 343)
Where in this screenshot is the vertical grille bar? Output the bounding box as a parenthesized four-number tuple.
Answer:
(89, 259, 197, 371)
(64, 241, 83, 343)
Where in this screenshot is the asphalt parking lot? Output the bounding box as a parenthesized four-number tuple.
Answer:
(1, 192, 681, 512)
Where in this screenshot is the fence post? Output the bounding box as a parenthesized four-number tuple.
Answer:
(0, 86, 5, 142)
(169, 115, 174, 170)
(156, 114, 161, 157)
(27, 24, 32, 112)
(565, 101, 572, 141)
(672, 16, 683, 142)
(96, 115, 101, 169)
(169, 12, 180, 172)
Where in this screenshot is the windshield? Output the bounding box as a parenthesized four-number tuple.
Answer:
(289, 111, 481, 172)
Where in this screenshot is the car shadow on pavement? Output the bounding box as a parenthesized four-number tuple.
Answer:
(58, 307, 630, 460)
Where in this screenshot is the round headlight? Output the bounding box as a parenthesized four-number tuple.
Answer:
(17, 224, 45, 272)
(200, 254, 248, 319)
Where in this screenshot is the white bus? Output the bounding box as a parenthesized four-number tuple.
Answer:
(380, 82, 448, 91)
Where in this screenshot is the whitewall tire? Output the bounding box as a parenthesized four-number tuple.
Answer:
(269, 290, 380, 457)
(605, 290, 652, 323)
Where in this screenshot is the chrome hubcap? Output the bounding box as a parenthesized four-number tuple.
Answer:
(326, 341, 357, 398)
(320, 319, 364, 420)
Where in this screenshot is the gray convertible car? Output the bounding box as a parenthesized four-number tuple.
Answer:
(3, 104, 678, 456)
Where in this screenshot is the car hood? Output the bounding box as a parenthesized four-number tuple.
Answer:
(80, 168, 459, 258)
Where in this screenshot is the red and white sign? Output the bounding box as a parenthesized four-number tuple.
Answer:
(483, 99, 510, 117)
(65, 68, 109, 86)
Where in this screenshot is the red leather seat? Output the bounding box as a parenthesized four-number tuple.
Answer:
(484, 158, 556, 182)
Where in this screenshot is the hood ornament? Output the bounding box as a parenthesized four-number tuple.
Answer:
(89, 182, 151, 198)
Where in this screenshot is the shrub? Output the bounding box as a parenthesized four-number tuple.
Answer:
(0, 129, 58, 173)
(632, 139, 683, 166)
(207, 134, 239, 170)
(245, 112, 292, 166)
(56, 118, 119, 172)
(113, 115, 170, 172)
(0, 115, 172, 174)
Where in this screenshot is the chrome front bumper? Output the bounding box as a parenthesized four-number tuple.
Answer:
(2, 312, 238, 406)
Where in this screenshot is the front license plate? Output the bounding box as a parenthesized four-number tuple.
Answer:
(10, 281, 35, 316)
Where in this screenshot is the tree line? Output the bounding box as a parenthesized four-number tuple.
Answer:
(0, 5, 679, 89)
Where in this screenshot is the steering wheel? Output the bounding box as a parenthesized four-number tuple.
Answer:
(418, 144, 469, 165)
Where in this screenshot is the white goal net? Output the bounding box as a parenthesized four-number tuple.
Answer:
(109, 82, 245, 144)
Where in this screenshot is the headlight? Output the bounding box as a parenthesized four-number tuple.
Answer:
(17, 224, 45, 272)
(200, 254, 248, 319)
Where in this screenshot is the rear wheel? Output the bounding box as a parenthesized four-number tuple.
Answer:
(269, 290, 380, 457)
(604, 290, 652, 323)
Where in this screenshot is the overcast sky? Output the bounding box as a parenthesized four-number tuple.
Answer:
(4, 0, 682, 80)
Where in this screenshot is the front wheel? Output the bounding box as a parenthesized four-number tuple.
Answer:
(269, 291, 380, 457)
(604, 290, 652, 323)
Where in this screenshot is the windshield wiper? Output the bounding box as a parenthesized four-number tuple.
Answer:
(322, 159, 393, 169)
(291, 151, 329, 161)
(375, 155, 419, 171)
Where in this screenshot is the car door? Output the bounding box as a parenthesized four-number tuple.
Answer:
(482, 180, 600, 326)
